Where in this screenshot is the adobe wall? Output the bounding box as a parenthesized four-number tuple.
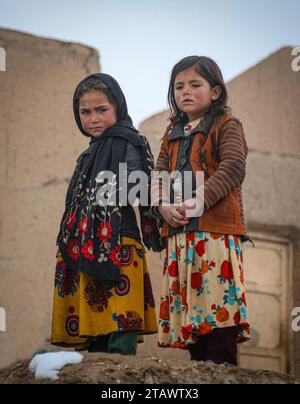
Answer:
(0, 28, 100, 368)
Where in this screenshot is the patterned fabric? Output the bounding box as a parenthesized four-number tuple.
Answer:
(158, 231, 251, 349)
(184, 118, 201, 136)
(202, 118, 248, 211)
(153, 114, 249, 238)
(157, 115, 248, 211)
(51, 236, 158, 348)
(57, 73, 163, 285)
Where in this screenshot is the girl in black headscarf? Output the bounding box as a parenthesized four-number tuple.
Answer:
(51, 73, 162, 355)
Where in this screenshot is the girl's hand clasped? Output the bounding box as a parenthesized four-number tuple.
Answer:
(158, 200, 196, 228)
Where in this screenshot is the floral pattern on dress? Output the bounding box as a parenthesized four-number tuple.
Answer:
(61, 170, 122, 268)
(84, 278, 114, 312)
(114, 311, 144, 332)
(51, 238, 158, 348)
(55, 259, 79, 298)
(158, 231, 251, 350)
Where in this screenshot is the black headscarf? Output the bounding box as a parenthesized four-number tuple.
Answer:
(56, 73, 162, 284)
(73, 73, 135, 137)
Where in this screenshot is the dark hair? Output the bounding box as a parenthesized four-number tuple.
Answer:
(167, 55, 230, 129)
(166, 56, 231, 176)
(74, 77, 118, 113)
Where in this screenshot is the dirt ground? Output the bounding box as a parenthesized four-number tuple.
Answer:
(0, 352, 299, 384)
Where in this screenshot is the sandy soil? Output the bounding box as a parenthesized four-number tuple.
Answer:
(0, 352, 299, 384)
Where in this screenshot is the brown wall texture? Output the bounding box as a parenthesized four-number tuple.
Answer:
(0, 28, 100, 368)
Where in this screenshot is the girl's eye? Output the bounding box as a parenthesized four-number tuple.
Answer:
(80, 108, 108, 115)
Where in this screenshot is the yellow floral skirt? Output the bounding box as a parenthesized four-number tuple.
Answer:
(51, 236, 158, 349)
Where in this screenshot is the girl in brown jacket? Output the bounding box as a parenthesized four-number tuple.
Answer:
(152, 56, 253, 366)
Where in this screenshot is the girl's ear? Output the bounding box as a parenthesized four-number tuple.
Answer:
(211, 85, 222, 101)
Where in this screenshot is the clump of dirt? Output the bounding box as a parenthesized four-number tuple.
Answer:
(0, 353, 299, 384)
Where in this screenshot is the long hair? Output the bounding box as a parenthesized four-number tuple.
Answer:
(167, 55, 230, 130)
(165, 56, 231, 175)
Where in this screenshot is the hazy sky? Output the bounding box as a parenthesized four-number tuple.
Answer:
(1, 0, 299, 126)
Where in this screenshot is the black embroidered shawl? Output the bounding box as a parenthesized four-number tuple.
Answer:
(56, 73, 162, 283)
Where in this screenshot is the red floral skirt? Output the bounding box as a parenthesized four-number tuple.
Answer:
(158, 231, 251, 349)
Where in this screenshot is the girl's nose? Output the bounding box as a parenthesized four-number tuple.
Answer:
(91, 112, 100, 123)
(182, 86, 191, 96)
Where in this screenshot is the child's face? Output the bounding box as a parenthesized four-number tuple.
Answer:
(174, 67, 221, 121)
(79, 90, 117, 138)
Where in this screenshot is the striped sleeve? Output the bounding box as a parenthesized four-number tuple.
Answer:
(155, 136, 169, 171)
(150, 136, 170, 218)
(204, 119, 248, 210)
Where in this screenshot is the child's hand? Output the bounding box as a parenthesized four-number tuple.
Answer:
(158, 205, 190, 228)
(176, 198, 203, 218)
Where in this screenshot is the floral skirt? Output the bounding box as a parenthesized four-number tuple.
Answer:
(51, 236, 158, 349)
(158, 231, 251, 350)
